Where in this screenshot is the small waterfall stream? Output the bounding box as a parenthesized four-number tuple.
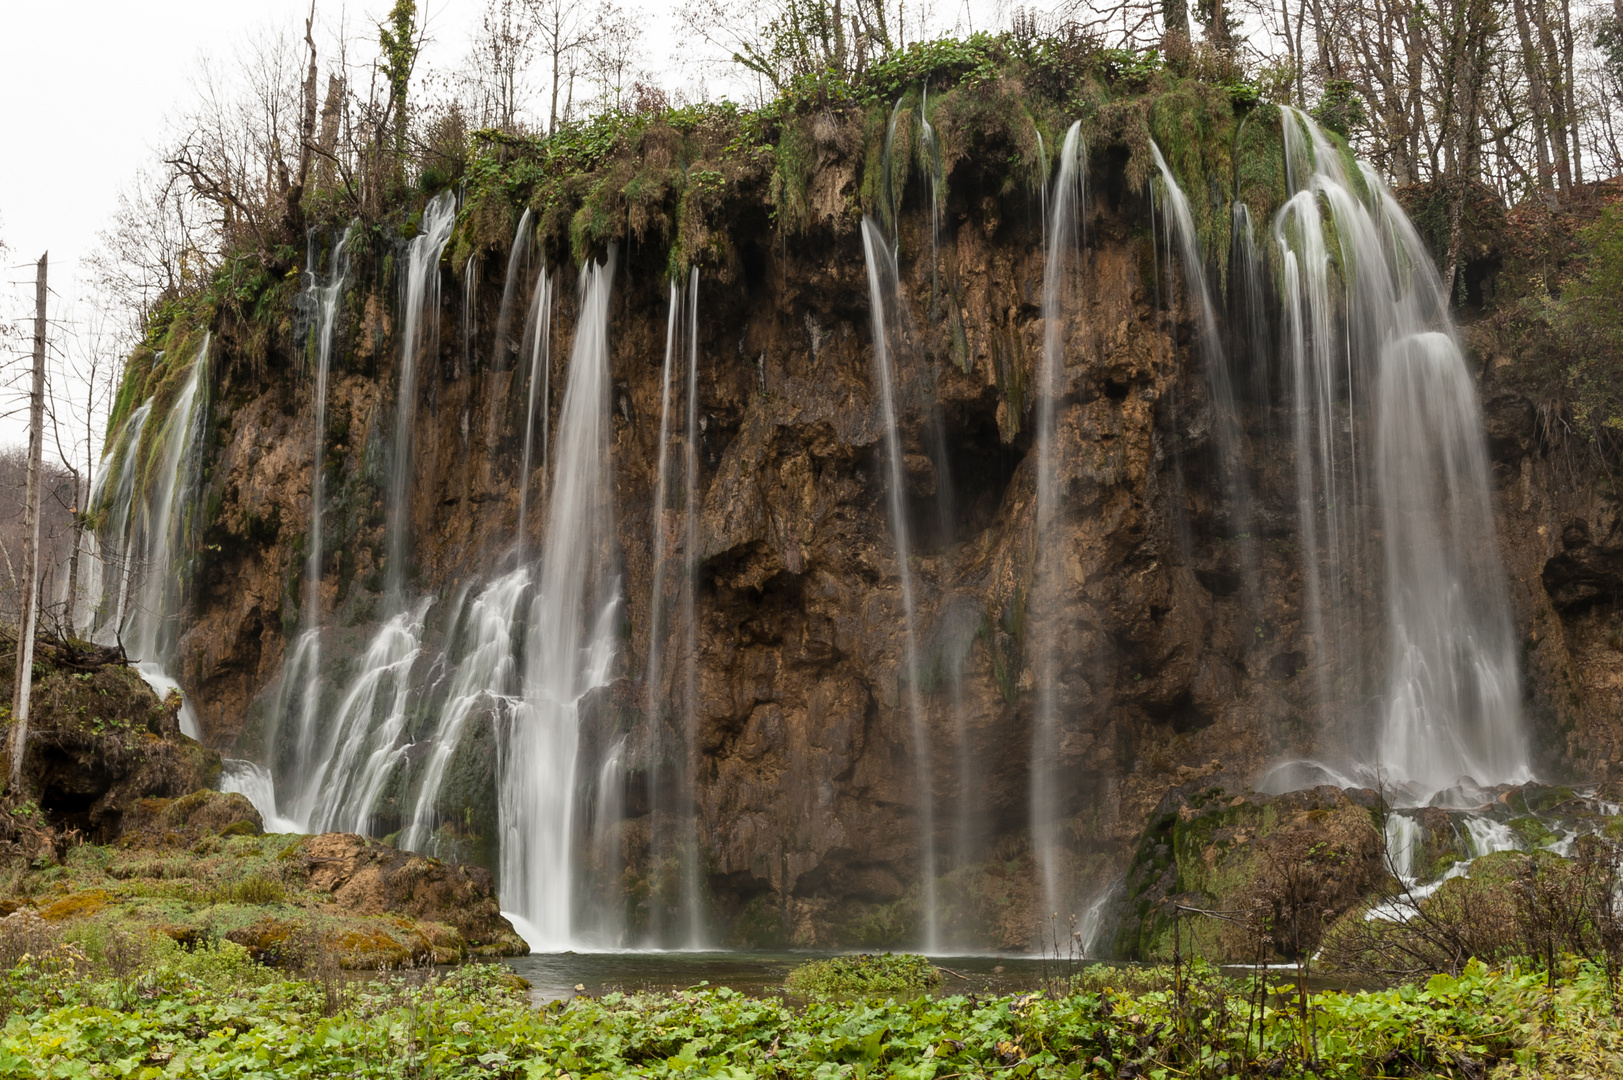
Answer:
(386, 190, 458, 600)
(91, 401, 152, 645)
(119, 339, 210, 739)
(679, 268, 704, 947)
(860, 215, 939, 951)
(1031, 121, 1085, 929)
(1150, 142, 1261, 612)
(276, 226, 353, 799)
(640, 270, 707, 946)
(517, 266, 555, 551)
(401, 571, 530, 853)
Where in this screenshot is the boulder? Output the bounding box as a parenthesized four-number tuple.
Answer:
(289, 832, 527, 957)
(6, 655, 220, 842)
(1115, 783, 1387, 962)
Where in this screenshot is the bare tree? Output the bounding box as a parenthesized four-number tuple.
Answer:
(528, 0, 597, 131)
(467, 0, 538, 129)
(585, 3, 648, 114)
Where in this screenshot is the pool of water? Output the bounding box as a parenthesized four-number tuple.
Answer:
(502, 952, 1077, 1003)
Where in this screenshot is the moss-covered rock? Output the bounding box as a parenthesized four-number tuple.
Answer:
(1116, 783, 1385, 962)
(1, 639, 220, 842)
(5, 827, 525, 970)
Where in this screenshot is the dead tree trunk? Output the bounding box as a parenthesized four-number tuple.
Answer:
(9, 253, 48, 791)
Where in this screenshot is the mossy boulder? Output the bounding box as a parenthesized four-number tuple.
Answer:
(121, 790, 263, 845)
(1116, 783, 1386, 962)
(291, 832, 527, 957)
(1, 640, 220, 842)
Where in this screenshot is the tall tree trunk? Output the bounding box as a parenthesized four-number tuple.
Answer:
(65, 471, 81, 638)
(1513, 0, 1559, 204)
(9, 254, 47, 792)
(1561, 0, 1582, 184)
(1535, 0, 1574, 193)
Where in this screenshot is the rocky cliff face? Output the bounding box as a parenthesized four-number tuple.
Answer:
(143, 103, 1623, 951)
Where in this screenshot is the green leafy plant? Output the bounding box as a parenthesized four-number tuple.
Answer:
(784, 952, 942, 996)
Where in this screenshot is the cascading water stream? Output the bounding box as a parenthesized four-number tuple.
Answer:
(1031, 121, 1085, 929)
(500, 252, 621, 950)
(274, 226, 353, 801)
(118, 338, 210, 739)
(285, 193, 455, 831)
(860, 216, 939, 951)
(493, 209, 534, 368)
(1230, 205, 1273, 411)
(400, 571, 531, 853)
(90, 401, 152, 644)
(640, 278, 682, 944)
(1149, 142, 1261, 612)
(386, 191, 457, 602)
(919, 86, 942, 307)
(1268, 109, 1528, 802)
(517, 267, 555, 552)
(300, 601, 430, 833)
(485, 209, 535, 486)
(219, 760, 300, 833)
(680, 268, 704, 948)
(639, 269, 707, 946)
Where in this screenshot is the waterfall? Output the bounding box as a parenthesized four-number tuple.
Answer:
(485, 209, 534, 486)
(386, 191, 457, 600)
(493, 208, 534, 369)
(298, 601, 430, 833)
(860, 216, 939, 951)
(1269, 109, 1527, 801)
(1149, 142, 1260, 611)
(642, 278, 681, 944)
(919, 86, 942, 306)
(90, 401, 152, 644)
(1031, 121, 1085, 928)
(220, 759, 300, 833)
(638, 267, 707, 947)
(1230, 204, 1273, 409)
(680, 268, 704, 948)
(281, 226, 352, 789)
(1375, 334, 1527, 795)
(116, 338, 210, 740)
(517, 266, 555, 551)
(284, 193, 454, 831)
(400, 570, 530, 853)
(500, 253, 621, 950)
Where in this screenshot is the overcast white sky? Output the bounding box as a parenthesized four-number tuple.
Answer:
(0, 0, 995, 451)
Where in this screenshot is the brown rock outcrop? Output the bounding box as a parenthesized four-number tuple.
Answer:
(291, 832, 527, 956)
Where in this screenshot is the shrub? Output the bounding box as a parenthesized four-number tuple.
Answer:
(784, 952, 942, 995)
